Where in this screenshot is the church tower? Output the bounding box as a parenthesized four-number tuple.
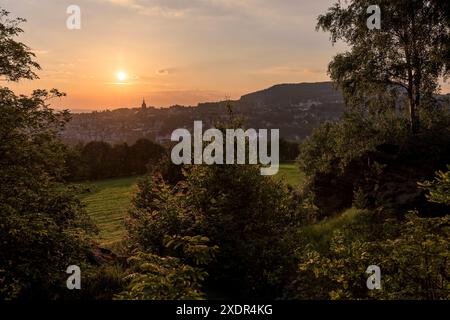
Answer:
(141, 98, 147, 109)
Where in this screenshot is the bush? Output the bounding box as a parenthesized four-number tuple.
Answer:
(126, 173, 201, 255)
(298, 109, 450, 216)
(288, 211, 449, 300)
(81, 264, 126, 300)
(185, 164, 303, 298)
(286, 168, 450, 300)
(126, 162, 306, 298)
(418, 165, 450, 206)
(116, 236, 217, 300)
(0, 88, 97, 299)
(115, 252, 207, 300)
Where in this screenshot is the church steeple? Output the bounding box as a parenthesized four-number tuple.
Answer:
(141, 98, 147, 109)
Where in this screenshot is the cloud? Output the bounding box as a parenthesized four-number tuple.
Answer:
(101, 0, 255, 18)
(157, 67, 177, 75)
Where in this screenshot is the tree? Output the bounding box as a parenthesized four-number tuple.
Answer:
(128, 138, 165, 175)
(317, 0, 450, 133)
(0, 8, 96, 299)
(0, 9, 40, 81)
(127, 162, 306, 298)
(279, 138, 300, 162)
(81, 141, 114, 179)
(65, 139, 167, 181)
(0, 87, 97, 299)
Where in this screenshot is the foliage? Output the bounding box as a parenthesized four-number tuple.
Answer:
(0, 87, 97, 299)
(147, 151, 184, 185)
(126, 173, 199, 255)
(299, 111, 409, 177)
(287, 209, 449, 300)
(287, 167, 450, 300)
(376, 213, 450, 299)
(298, 109, 450, 215)
(164, 235, 219, 266)
(126, 162, 306, 298)
(187, 165, 301, 297)
(279, 138, 300, 161)
(81, 264, 127, 300)
(116, 236, 217, 300)
(115, 251, 207, 300)
(418, 165, 450, 206)
(0, 9, 97, 299)
(0, 9, 40, 81)
(66, 139, 166, 181)
(275, 163, 305, 187)
(2, 4, 449, 301)
(317, 0, 450, 132)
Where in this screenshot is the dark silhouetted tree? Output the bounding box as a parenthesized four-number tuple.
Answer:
(0, 9, 40, 81)
(0, 9, 96, 299)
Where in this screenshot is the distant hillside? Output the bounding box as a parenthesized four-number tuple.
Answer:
(62, 82, 345, 144)
(241, 82, 342, 107)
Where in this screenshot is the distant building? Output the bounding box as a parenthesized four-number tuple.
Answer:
(141, 98, 147, 109)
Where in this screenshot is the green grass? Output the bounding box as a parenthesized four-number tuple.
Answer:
(276, 162, 304, 186)
(300, 208, 363, 252)
(77, 176, 140, 247)
(77, 164, 303, 247)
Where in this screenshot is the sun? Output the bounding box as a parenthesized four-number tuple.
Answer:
(116, 71, 127, 82)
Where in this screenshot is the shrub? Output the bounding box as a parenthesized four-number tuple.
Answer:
(298, 109, 450, 216)
(0, 88, 97, 299)
(418, 165, 450, 207)
(115, 252, 207, 300)
(286, 168, 450, 300)
(126, 163, 306, 298)
(289, 212, 449, 300)
(184, 164, 303, 298)
(116, 236, 218, 300)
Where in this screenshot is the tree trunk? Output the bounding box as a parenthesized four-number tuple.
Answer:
(413, 68, 422, 134)
(407, 73, 418, 134)
(407, 61, 419, 134)
(408, 95, 419, 134)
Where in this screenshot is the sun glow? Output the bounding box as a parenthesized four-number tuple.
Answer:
(116, 71, 127, 82)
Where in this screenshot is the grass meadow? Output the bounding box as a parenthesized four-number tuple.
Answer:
(77, 163, 303, 246)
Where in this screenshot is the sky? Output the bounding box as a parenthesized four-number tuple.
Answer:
(2, 0, 449, 111)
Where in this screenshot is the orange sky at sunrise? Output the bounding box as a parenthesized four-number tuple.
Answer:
(2, 0, 449, 111)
